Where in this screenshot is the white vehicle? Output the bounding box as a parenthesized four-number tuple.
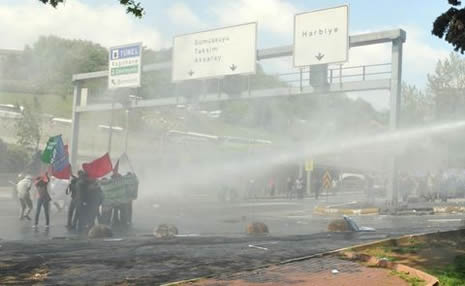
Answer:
(0, 104, 24, 119)
(51, 117, 72, 126)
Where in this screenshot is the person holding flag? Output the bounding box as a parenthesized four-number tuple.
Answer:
(40, 135, 72, 228)
(41, 135, 71, 180)
(34, 173, 51, 228)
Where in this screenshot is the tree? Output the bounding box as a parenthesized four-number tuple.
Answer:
(427, 52, 465, 120)
(432, 0, 465, 53)
(427, 52, 465, 166)
(37, 0, 144, 18)
(3, 36, 108, 95)
(401, 83, 434, 126)
(15, 101, 42, 149)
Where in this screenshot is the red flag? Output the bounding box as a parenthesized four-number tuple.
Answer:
(113, 159, 120, 175)
(82, 153, 113, 179)
(52, 144, 71, 179)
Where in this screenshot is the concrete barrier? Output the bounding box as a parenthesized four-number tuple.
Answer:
(314, 205, 379, 216)
(433, 205, 465, 214)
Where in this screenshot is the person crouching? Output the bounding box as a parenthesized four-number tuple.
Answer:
(16, 175, 33, 221)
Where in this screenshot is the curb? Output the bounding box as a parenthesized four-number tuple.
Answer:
(313, 206, 379, 216)
(341, 252, 439, 286)
(433, 205, 465, 214)
(161, 229, 462, 285)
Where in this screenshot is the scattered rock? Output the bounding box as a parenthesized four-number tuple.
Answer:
(88, 224, 113, 239)
(328, 219, 351, 232)
(154, 224, 178, 238)
(377, 258, 394, 268)
(246, 222, 269, 235)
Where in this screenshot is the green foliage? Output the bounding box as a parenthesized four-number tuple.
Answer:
(1, 36, 107, 96)
(432, 255, 465, 286)
(427, 52, 465, 93)
(426, 52, 465, 166)
(219, 91, 386, 138)
(390, 270, 425, 286)
(15, 102, 42, 149)
(37, 0, 144, 18)
(432, 1, 465, 53)
(0, 91, 72, 117)
(0, 139, 29, 173)
(401, 83, 434, 126)
(119, 0, 145, 18)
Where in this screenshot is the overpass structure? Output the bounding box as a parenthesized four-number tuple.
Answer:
(70, 29, 406, 207)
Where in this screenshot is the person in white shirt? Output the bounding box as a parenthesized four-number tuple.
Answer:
(16, 175, 33, 220)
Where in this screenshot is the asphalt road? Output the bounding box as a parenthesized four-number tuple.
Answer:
(0, 190, 463, 241)
(1, 191, 464, 285)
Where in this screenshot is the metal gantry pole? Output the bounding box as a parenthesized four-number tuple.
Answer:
(124, 108, 129, 153)
(70, 82, 82, 170)
(107, 96, 115, 154)
(387, 33, 405, 210)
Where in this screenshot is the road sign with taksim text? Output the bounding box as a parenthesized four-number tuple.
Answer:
(108, 42, 142, 89)
(172, 22, 257, 82)
(294, 5, 349, 67)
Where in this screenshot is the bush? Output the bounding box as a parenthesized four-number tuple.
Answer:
(0, 139, 29, 173)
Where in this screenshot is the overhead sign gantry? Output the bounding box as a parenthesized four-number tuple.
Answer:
(70, 4, 405, 209)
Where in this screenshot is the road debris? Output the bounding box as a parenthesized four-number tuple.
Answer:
(248, 244, 268, 251)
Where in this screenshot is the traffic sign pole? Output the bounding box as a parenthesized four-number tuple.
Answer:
(306, 169, 312, 196)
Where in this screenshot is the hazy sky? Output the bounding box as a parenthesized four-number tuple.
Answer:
(0, 0, 459, 109)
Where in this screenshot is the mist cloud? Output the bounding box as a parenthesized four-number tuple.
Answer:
(0, 0, 164, 50)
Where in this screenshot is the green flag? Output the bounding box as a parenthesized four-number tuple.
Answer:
(41, 135, 60, 163)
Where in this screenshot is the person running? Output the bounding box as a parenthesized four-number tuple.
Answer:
(33, 173, 51, 228)
(287, 177, 294, 199)
(295, 177, 304, 199)
(16, 175, 34, 220)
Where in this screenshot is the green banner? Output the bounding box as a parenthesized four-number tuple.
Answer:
(41, 135, 59, 163)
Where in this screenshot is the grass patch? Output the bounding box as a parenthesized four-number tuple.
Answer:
(431, 255, 465, 286)
(390, 270, 425, 286)
(0, 91, 72, 117)
(385, 244, 425, 255)
(360, 246, 399, 262)
(350, 232, 465, 286)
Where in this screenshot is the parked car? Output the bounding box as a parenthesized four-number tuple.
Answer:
(337, 173, 366, 192)
(0, 104, 23, 119)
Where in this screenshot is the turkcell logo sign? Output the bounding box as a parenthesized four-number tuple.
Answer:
(108, 42, 142, 89)
(110, 45, 140, 60)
